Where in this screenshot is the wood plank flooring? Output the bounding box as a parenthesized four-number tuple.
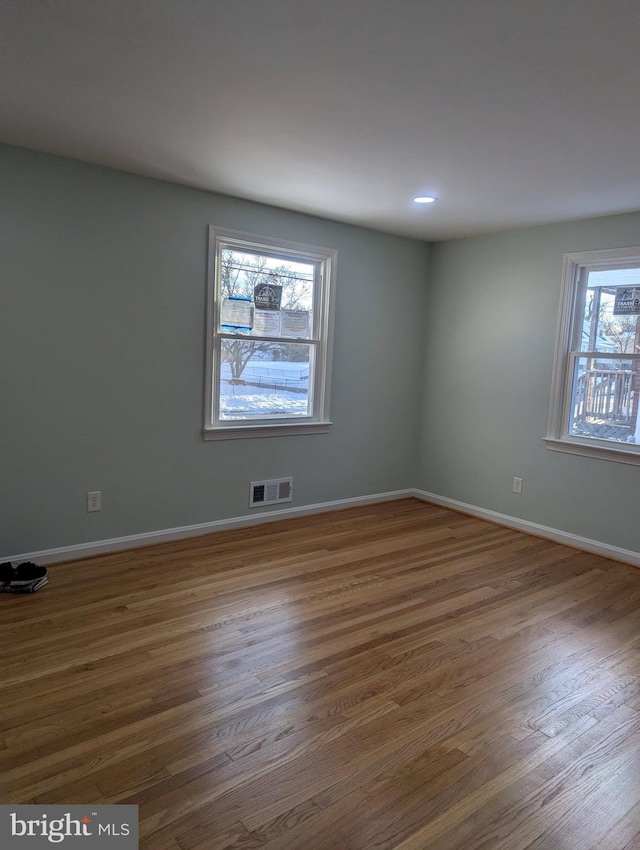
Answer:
(2, 498, 640, 849)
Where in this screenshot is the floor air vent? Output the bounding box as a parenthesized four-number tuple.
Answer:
(249, 477, 293, 508)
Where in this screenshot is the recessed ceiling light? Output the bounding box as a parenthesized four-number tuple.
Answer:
(413, 196, 437, 204)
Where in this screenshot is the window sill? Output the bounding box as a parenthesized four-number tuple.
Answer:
(204, 421, 332, 440)
(544, 436, 640, 466)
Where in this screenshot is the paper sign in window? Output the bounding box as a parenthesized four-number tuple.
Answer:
(281, 310, 310, 339)
(254, 310, 281, 335)
(614, 287, 640, 315)
(254, 283, 282, 311)
(220, 296, 253, 330)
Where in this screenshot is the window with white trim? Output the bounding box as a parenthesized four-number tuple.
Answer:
(546, 246, 640, 464)
(204, 227, 337, 440)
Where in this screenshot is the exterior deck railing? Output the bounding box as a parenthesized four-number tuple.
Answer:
(574, 368, 633, 424)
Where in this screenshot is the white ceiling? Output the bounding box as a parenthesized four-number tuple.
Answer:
(2, 0, 639, 240)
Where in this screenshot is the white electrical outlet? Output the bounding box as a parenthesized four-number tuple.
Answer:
(512, 477, 523, 494)
(87, 491, 102, 512)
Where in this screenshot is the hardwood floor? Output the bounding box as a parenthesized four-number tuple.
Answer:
(2, 498, 640, 849)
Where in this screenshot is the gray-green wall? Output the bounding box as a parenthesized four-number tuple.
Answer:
(0, 144, 428, 555)
(418, 213, 640, 554)
(3, 143, 640, 559)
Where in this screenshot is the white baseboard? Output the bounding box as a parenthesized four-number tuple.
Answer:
(414, 489, 640, 568)
(3, 489, 415, 565)
(7, 487, 639, 569)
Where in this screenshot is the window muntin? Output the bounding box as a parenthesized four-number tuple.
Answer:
(205, 228, 336, 439)
(546, 248, 640, 463)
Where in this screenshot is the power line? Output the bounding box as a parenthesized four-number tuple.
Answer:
(223, 263, 314, 284)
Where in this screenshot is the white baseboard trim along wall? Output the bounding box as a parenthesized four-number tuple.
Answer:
(413, 489, 640, 569)
(5, 488, 640, 568)
(3, 489, 415, 566)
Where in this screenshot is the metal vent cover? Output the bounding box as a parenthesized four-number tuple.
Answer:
(249, 477, 293, 508)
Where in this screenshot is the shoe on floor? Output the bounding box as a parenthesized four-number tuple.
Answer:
(0, 561, 48, 585)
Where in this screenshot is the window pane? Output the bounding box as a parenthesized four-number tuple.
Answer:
(581, 267, 640, 354)
(219, 340, 312, 420)
(569, 356, 640, 443)
(219, 248, 314, 338)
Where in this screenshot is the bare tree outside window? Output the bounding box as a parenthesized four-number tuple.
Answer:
(205, 227, 336, 438)
(219, 249, 314, 385)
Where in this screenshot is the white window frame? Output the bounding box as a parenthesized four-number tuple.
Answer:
(545, 245, 640, 466)
(204, 226, 337, 440)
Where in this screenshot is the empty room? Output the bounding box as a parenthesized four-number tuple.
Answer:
(1, 2, 640, 848)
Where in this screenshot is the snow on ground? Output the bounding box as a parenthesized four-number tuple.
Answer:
(220, 382, 308, 417)
(220, 359, 309, 417)
(242, 362, 309, 381)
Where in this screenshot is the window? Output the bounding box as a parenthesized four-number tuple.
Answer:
(546, 246, 640, 464)
(204, 227, 337, 439)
